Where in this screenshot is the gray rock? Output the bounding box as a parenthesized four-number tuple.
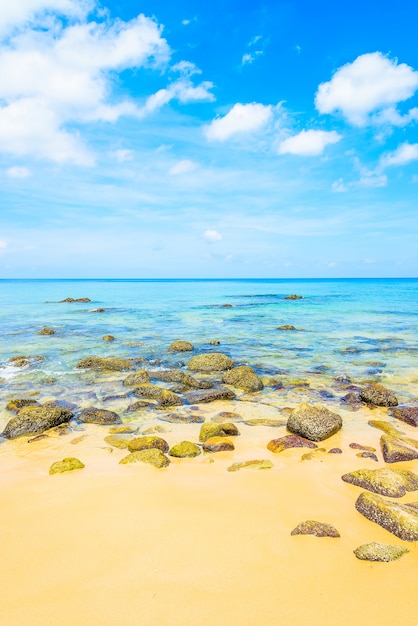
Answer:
(390, 406, 418, 427)
(359, 383, 398, 407)
(222, 365, 263, 392)
(287, 403, 342, 442)
(3, 406, 73, 439)
(78, 407, 122, 425)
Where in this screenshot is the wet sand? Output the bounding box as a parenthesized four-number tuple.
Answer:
(1, 400, 417, 626)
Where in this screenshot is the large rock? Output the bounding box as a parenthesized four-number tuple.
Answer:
(380, 434, 418, 463)
(132, 384, 182, 407)
(353, 542, 409, 562)
(290, 520, 340, 537)
(267, 434, 317, 453)
(188, 352, 234, 372)
(169, 441, 201, 458)
(184, 388, 236, 404)
(390, 407, 418, 427)
(199, 422, 240, 442)
(76, 356, 141, 371)
(49, 457, 85, 475)
(3, 406, 73, 439)
(78, 408, 121, 425)
(342, 468, 418, 498)
(287, 403, 342, 442)
(355, 492, 418, 541)
(127, 436, 169, 453)
(119, 449, 170, 468)
(168, 340, 194, 352)
(359, 383, 398, 407)
(222, 365, 263, 392)
(122, 370, 150, 386)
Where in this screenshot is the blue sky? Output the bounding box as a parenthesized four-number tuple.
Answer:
(0, 0, 417, 278)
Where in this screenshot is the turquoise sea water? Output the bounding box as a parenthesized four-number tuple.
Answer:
(1, 278, 417, 427)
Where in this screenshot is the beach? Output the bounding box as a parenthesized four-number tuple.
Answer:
(1, 279, 418, 625)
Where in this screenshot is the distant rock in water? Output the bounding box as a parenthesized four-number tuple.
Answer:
(59, 297, 91, 303)
(277, 325, 297, 330)
(359, 382, 398, 407)
(102, 335, 115, 341)
(284, 294, 303, 300)
(188, 352, 234, 372)
(76, 356, 142, 371)
(168, 340, 194, 352)
(37, 327, 55, 335)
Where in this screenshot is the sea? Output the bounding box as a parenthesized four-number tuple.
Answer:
(1, 278, 417, 428)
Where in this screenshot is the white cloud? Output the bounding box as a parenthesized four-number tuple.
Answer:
(6, 166, 32, 178)
(315, 52, 418, 126)
(204, 103, 273, 141)
(112, 149, 134, 163)
(141, 79, 214, 117)
(0, 0, 92, 35)
(357, 174, 387, 188)
(332, 178, 348, 193)
(278, 129, 341, 156)
(203, 229, 223, 243)
(168, 159, 197, 175)
(0, 239, 7, 249)
(242, 50, 263, 65)
(380, 142, 418, 168)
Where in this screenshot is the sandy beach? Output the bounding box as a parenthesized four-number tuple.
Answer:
(1, 399, 417, 626)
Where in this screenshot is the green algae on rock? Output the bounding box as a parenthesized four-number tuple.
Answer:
(199, 422, 240, 442)
(49, 457, 85, 475)
(290, 520, 340, 537)
(243, 418, 286, 427)
(203, 436, 235, 452)
(127, 436, 169, 453)
(59, 297, 91, 303)
(355, 491, 418, 541)
(284, 294, 303, 300)
(119, 449, 170, 468)
(122, 370, 150, 386)
(168, 340, 194, 352)
(267, 434, 317, 453)
(169, 441, 201, 458)
(132, 384, 182, 407)
(76, 356, 142, 371)
(353, 542, 409, 562)
(380, 434, 418, 463)
(341, 468, 418, 498)
(78, 407, 122, 425)
(287, 403, 342, 442)
(102, 335, 115, 341)
(6, 398, 40, 412)
(359, 382, 398, 407)
(277, 325, 297, 330)
(222, 365, 263, 392)
(188, 352, 234, 372)
(227, 459, 273, 472)
(37, 327, 55, 335)
(3, 406, 74, 439)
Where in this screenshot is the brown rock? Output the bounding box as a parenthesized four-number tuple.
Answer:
(267, 434, 317, 453)
(390, 407, 418, 427)
(287, 403, 342, 442)
(76, 356, 140, 371)
(188, 352, 234, 372)
(133, 384, 182, 407)
(342, 468, 418, 497)
(168, 340, 194, 352)
(359, 383, 398, 407)
(199, 422, 240, 442)
(38, 327, 55, 335)
(127, 436, 169, 453)
(203, 436, 235, 452)
(380, 434, 418, 463)
(123, 370, 150, 386)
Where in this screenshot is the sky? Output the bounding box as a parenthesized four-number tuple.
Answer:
(0, 0, 417, 278)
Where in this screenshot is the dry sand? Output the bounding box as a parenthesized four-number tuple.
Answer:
(1, 401, 417, 626)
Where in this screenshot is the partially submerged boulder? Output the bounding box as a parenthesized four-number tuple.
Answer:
(287, 403, 342, 442)
(277, 325, 297, 330)
(120, 449, 170, 468)
(168, 340, 194, 352)
(353, 542, 409, 562)
(342, 468, 418, 498)
(59, 297, 91, 303)
(149, 370, 212, 389)
(284, 294, 303, 300)
(188, 352, 234, 372)
(222, 365, 263, 392)
(267, 434, 317, 453)
(290, 521, 340, 537)
(77, 356, 140, 371)
(380, 434, 418, 463)
(355, 492, 418, 540)
(122, 370, 150, 386)
(38, 327, 55, 335)
(169, 441, 201, 458)
(78, 408, 121, 425)
(3, 406, 73, 439)
(359, 383, 398, 407)
(102, 335, 115, 342)
(199, 422, 240, 442)
(132, 384, 182, 407)
(49, 457, 85, 475)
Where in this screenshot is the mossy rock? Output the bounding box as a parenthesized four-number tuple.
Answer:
(380, 434, 418, 463)
(109, 425, 138, 434)
(102, 335, 115, 342)
(133, 384, 182, 407)
(359, 383, 398, 407)
(203, 437, 235, 452)
(168, 340, 194, 352)
(342, 468, 418, 498)
(38, 327, 55, 335)
(76, 356, 141, 371)
(222, 365, 263, 392)
(119, 449, 170, 468)
(123, 370, 150, 386)
(169, 441, 201, 458)
(6, 398, 40, 412)
(49, 457, 85, 475)
(267, 434, 317, 453)
(159, 413, 204, 424)
(277, 325, 297, 330)
(199, 422, 240, 442)
(290, 520, 340, 537)
(3, 406, 74, 439)
(287, 403, 342, 442)
(284, 294, 303, 300)
(188, 352, 234, 372)
(78, 407, 122, 425)
(227, 459, 273, 472)
(127, 436, 169, 453)
(353, 542, 409, 562)
(355, 491, 418, 540)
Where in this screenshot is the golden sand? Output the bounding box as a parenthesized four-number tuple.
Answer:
(1, 401, 417, 626)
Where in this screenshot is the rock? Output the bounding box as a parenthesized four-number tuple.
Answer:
(222, 365, 263, 392)
(357, 452, 378, 462)
(77, 356, 141, 371)
(287, 403, 342, 442)
(49, 457, 85, 474)
(290, 521, 340, 537)
(368, 420, 404, 437)
(43, 399, 77, 411)
(328, 448, 343, 454)
(243, 418, 286, 427)
(353, 542, 409, 562)
(8, 355, 45, 368)
(349, 442, 376, 451)
(342, 468, 418, 497)
(38, 327, 55, 335)
(209, 340, 220, 345)
(335, 374, 352, 383)
(188, 352, 234, 372)
(169, 441, 201, 458)
(203, 437, 235, 452)
(109, 425, 138, 434)
(132, 384, 182, 407)
(78, 408, 121, 425)
(168, 340, 194, 352)
(359, 383, 398, 407)
(148, 370, 212, 389)
(199, 422, 240, 442)
(127, 436, 169, 453)
(212, 411, 242, 423)
(390, 407, 418, 427)
(3, 406, 74, 439)
(125, 400, 156, 413)
(301, 448, 326, 461)
(102, 335, 115, 341)
(180, 374, 213, 390)
(227, 460, 273, 472)
(104, 435, 133, 449)
(284, 294, 303, 300)
(342, 392, 361, 405)
(267, 434, 317, 453)
(59, 297, 91, 302)
(380, 434, 418, 463)
(123, 370, 150, 386)
(277, 325, 297, 330)
(120, 449, 170, 468)
(6, 398, 40, 412)
(184, 388, 236, 404)
(355, 491, 418, 540)
(90, 308, 105, 313)
(158, 413, 204, 424)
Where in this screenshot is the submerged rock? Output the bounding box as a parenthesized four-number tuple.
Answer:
(390, 406, 418, 427)
(341, 468, 418, 498)
(359, 383, 398, 407)
(199, 422, 240, 442)
(188, 352, 234, 372)
(287, 403, 342, 442)
(169, 441, 201, 458)
(349, 442, 376, 452)
(3, 406, 73, 439)
(227, 459, 273, 472)
(120, 449, 170, 468)
(102, 335, 115, 342)
(78, 407, 122, 425)
(8, 355, 45, 368)
(184, 388, 236, 404)
(267, 434, 317, 453)
(125, 400, 156, 413)
(290, 520, 340, 537)
(38, 327, 55, 335)
(203, 436, 235, 452)
(380, 434, 418, 463)
(353, 542, 409, 562)
(243, 418, 286, 427)
(222, 365, 263, 392)
(277, 325, 297, 330)
(168, 340, 194, 352)
(355, 491, 418, 541)
(212, 411, 242, 423)
(123, 370, 150, 386)
(158, 413, 204, 424)
(127, 436, 169, 453)
(49, 457, 85, 475)
(77, 356, 140, 371)
(104, 435, 133, 449)
(133, 384, 182, 407)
